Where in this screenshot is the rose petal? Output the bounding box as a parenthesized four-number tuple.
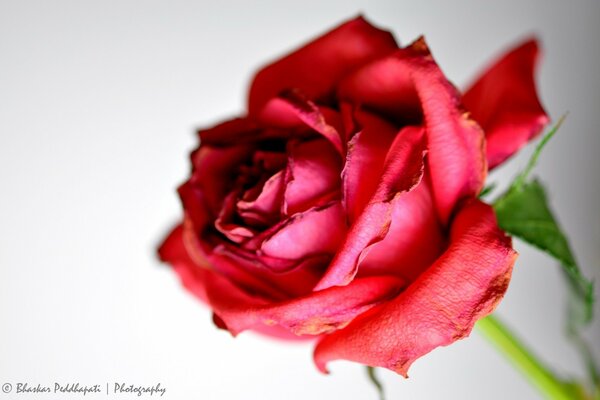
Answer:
(158, 225, 309, 340)
(261, 201, 347, 260)
(189, 145, 252, 215)
(463, 39, 549, 169)
(177, 181, 212, 234)
(342, 109, 400, 224)
(340, 38, 487, 224)
(162, 224, 397, 325)
(248, 16, 398, 115)
(180, 221, 292, 301)
(237, 170, 286, 226)
(400, 38, 487, 224)
(339, 102, 357, 142)
(198, 117, 260, 146)
(315, 125, 427, 290)
(357, 176, 446, 282)
(205, 273, 405, 336)
(164, 213, 293, 301)
(284, 138, 342, 215)
(215, 192, 257, 243)
(213, 312, 315, 341)
(337, 54, 421, 124)
(313, 199, 517, 376)
(259, 93, 345, 155)
(198, 117, 293, 146)
(212, 244, 327, 297)
(158, 224, 209, 303)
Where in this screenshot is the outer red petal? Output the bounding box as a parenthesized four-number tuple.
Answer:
(197, 117, 263, 146)
(337, 55, 420, 124)
(189, 145, 251, 216)
(159, 225, 405, 337)
(248, 16, 398, 116)
(463, 39, 549, 169)
(400, 38, 487, 224)
(313, 199, 517, 376)
(158, 224, 208, 302)
(158, 225, 313, 340)
(340, 38, 486, 224)
(198, 117, 293, 146)
(204, 273, 405, 337)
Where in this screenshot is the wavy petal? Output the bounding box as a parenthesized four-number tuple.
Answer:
(189, 145, 252, 215)
(313, 199, 517, 376)
(198, 117, 260, 146)
(357, 176, 445, 282)
(158, 225, 312, 340)
(339, 39, 486, 224)
(206, 273, 405, 336)
(342, 109, 399, 224)
(248, 16, 398, 115)
(315, 125, 426, 290)
(284, 138, 341, 215)
(261, 202, 347, 260)
(237, 170, 286, 227)
(211, 244, 327, 297)
(158, 224, 209, 302)
(337, 55, 420, 124)
(160, 227, 404, 337)
(399, 38, 487, 224)
(177, 181, 212, 235)
(259, 93, 346, 155)
(463, 39, 549, 169)
(215, 191, 257, 243)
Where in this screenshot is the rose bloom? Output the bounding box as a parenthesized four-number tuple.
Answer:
(159, 17, 547, 375)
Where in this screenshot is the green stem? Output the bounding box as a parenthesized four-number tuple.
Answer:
(477, 314, 573, 400)
(366, 366, 385, 400)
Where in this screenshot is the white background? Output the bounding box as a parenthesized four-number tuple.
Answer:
(1, 1, 599, 399)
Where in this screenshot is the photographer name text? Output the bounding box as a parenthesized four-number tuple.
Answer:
(1, 382, 166, 397)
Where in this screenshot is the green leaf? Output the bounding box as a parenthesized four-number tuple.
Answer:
(494, 179, 594, 323)
(366, 366, 385, 400)
(495, 179, 574, 266)
(492, 116, 597, 393)
(479, 183, 497, 199)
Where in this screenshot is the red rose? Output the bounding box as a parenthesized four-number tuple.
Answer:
(159, 16, 548, 376)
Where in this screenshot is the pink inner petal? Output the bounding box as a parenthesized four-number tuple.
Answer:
(342, 109, 399, 224)
(261, 201, 347, 260)
(238, 169, 286, 225)
(284, 138, 342, 215)
(213, 243, 329, 297)
(315, 125, 427, 290)
(215, 192, 257, 243)
(357, 176, 446, 282)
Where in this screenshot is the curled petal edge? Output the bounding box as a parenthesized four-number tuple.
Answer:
(313, 199, 517, 377)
